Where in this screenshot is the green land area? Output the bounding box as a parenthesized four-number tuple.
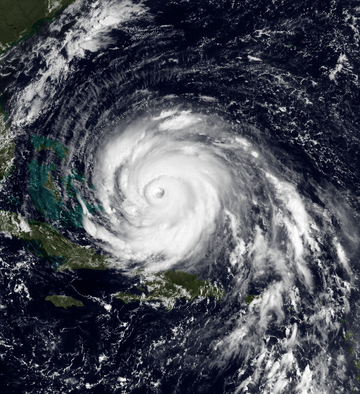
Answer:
(0, 134, 106, 271)
(31, 135, 69, 161)
(0, 210, 109, 271)
(0, 109, 15, 181)
(115, 270, 226, 310)
(0, 0, 77, 52)
(245, 294, 262, 305)
(29, 136, 101, 229)
(0, 209, 225, 311)
(342, 331, 360, 389)
(1, 0, 224, 318)
(45, 295, 83, 309)
(29, 159, 84, 228)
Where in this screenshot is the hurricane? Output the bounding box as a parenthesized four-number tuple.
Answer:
(86, 110, 236, 269)
(1, 0, 360, 393)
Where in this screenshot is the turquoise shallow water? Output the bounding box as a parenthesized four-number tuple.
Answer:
(1, 0, 360, 393)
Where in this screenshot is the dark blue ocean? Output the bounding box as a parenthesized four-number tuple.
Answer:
(1, 0, 360, 393)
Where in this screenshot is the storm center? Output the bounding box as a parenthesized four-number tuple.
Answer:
(155, 188, 165, 198)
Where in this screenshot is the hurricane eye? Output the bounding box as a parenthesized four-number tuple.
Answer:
(155, 188, 165, 198)
(4, 1, 355, 390)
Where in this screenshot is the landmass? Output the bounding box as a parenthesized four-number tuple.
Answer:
(45, 295, 83, 310)
(0, 210, 109, 271)
(29, 160, 84, 228)
(245, 294, 261, 305)
(29, 136, 101, 229)
(0, 130, 106, 271)
(342, 330, 360, 389)
(0, 108, 15, 181)
(43, 172, 61, 202)
(0, 0, 78, 53)
(31, 135, 69, 161)
(115, 270, 226, 310)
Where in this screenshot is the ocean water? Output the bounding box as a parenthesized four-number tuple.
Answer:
(1, 0, 360, 393)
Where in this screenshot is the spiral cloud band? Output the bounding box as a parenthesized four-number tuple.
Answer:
(81, 107, 355, 392)
(77, 105, 356, 390)
(82, 108, 351, 289)
(85, 110, 237, 269)
(2, 0, 360, 392)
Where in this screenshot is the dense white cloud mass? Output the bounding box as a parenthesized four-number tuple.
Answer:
(76, 107, 355, 392)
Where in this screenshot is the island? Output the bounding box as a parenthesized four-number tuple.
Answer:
(0, 210, 109, 271)
(0, 108, 14, 181)
(31, 135, 69, 161)
(29, 136, 101, 229)
(45, 295, 83, 310)
(115, 270, 226, 310)
(0, 130, 109, 272)
(245, 294, 262, 305)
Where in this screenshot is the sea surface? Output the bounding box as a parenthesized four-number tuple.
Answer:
(1, 0, 360, 393)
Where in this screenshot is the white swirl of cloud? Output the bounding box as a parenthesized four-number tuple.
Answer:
(81, 105, 355, 394)
(84, 110, 241, 270)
